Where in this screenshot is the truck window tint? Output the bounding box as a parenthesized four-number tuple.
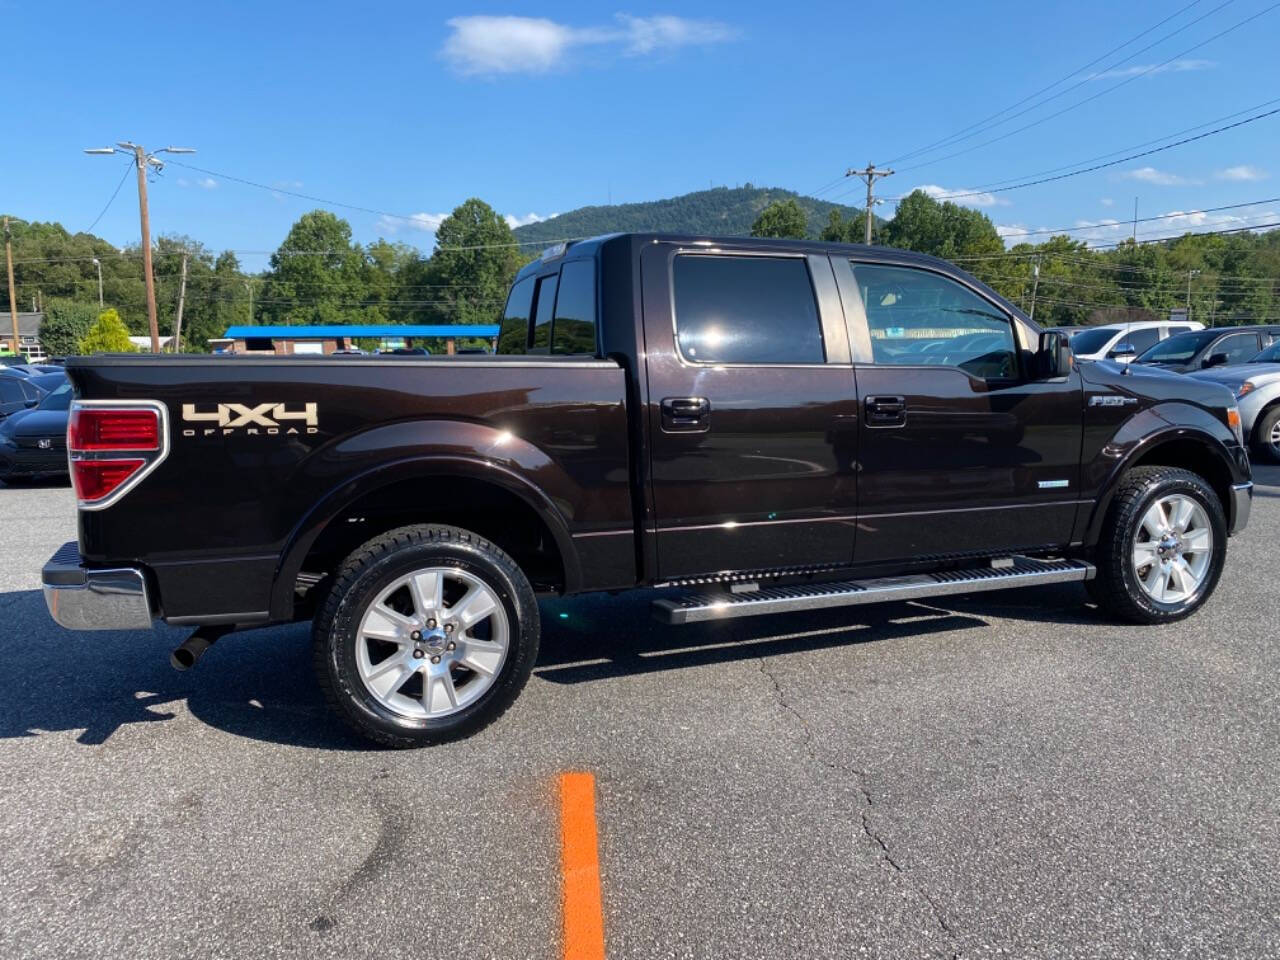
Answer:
(1214, 333, 1260, 365)
(497, 276, 535, 355)
(1113, 327, 1159, 356)
(529, 274, 558, 354)
(552, 260, 597, 355)
(852, 263, 1017, 379)
(673, 255, 824, 364)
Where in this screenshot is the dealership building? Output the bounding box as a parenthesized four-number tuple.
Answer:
(213, 324, 501, 356)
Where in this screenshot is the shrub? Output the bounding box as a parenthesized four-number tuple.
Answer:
(78, 309, 137, 354)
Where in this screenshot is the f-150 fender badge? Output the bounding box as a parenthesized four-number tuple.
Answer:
(1089, 395, 1138, 407)
(182, 402, 319, 436)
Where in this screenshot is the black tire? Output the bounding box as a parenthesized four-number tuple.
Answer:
(313, 524, 540, 747)
(1087, 466, 1227, 624)
(1251, 405, 1280, 464)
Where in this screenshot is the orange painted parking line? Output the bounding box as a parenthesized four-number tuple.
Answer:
(559, 772, 606, 960)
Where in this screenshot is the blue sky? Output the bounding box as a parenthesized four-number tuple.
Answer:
(8, 0, 1280, 269)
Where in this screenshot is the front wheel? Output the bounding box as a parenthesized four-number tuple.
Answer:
(1251, 406, 1280, 464)
(313, 524, 540, 747)
(1087, 466, 1227, 624)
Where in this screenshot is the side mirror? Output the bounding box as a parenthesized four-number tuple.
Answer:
(24, 399, 38, 408)
(1037, 330, 1073, 379)
(1204, 353, 1228, 368)
(1108, 343, 1136, 359)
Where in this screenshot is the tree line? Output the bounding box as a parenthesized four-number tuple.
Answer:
(5, 190, 1279, 354)
(754, 192, 1280, 327)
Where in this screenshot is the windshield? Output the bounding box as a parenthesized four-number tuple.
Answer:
(1136, 330, 1218, 364)
(1250, 340, 1280, 363)
(38, 381, 72, 411)
(1069, 329, 1116, 355)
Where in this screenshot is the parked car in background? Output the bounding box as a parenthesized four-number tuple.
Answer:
(0, 379, 71, 483)
(0, 371, 42, 421)
(1133, 325, 1280, 374)
(29, 371, 67, 395)
(1070, 320, 1203, 364)
(1188, 338, 1280, 462)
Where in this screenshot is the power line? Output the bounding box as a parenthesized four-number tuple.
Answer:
(874, 0, 1213, 169)
(995, 195, 1280, 240)
(84, 160, 135, 234)
(885, 105, 1280, 204)
(883, 2, 1279, 177)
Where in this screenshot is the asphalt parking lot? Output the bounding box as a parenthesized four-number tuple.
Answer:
(1, 470, 1278, 960)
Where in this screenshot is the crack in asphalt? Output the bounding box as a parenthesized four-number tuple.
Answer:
(756, 654, 958, 954)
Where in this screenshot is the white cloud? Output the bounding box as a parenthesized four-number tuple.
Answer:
(441, 13, 736, 75)
(197, 177, 217, 190)
(1216, 165, 1269, 182)
(504, 211, 556, 228)
(377, 211, 449, 235)
(916, 184, 1011, 208)
(1100, 197, 1114, 207)
(1088, 58, 1214, 81)
(1120, 166, 1202, 186)
(999, 208, 1280, 248)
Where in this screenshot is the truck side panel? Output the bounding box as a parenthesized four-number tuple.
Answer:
(68, 356, 634, 622)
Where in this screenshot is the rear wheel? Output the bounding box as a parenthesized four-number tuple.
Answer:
(1087, 466, 1226, 624)
(313, 524, 540, 747)
(1251, 406, 1280, 464)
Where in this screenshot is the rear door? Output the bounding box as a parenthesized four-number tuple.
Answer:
(833, 257, 1084, 565)
(640, 242, 859, 580)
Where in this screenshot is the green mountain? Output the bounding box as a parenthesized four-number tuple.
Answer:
(510, 185, 868, 245)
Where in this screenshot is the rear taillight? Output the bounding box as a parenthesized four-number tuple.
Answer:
(67, 402, 168, 509)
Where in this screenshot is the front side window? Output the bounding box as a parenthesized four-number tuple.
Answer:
(852, 263, 1017, 379)
(1138, 330, 1217, 363)
(1112, 327, 1159, 356)
(673, 255, 824, 364)
(552, 260, 597, 355)
(497, 276, 535, 355)
(1213, 333, 1261, 365)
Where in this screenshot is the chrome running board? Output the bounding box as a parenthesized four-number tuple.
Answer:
(652, 557, 1095, 625)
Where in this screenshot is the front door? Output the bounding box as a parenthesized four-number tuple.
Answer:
(832, 258, 1084, 565)
(640, 243, 861, 580)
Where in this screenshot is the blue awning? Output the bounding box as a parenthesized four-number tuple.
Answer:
(223, 324, 500, 339)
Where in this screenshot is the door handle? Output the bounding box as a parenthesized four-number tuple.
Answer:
(865, 394, 907, 427)
(661, 396, 710, 432)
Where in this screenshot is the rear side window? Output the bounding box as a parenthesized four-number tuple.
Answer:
(529, 274, 559, 354)
(552, 260, 597, 355)
(672, 255, 824, 364)
(497, 276, 535, 355)
(1114, 327, 1159, 355)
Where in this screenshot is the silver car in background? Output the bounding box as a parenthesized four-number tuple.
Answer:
(1189, 338, 1280, 462)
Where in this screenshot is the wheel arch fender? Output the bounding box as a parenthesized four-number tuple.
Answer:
(1082, 406, 1245, 548)
(270, 420, 584, 618)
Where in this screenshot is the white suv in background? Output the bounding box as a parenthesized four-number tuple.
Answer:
(1069, 320, 1204, 364)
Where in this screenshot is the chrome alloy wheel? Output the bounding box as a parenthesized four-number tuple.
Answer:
(355, 567, 509, 719)
(1131, 494, 1213, 604)
(1269, 419, 1280, 455)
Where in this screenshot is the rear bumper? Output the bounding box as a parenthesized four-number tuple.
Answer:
(42, 541, 154, 630)
(1230, 481, 1253, 535)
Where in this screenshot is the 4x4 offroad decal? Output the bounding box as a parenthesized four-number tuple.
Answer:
(181, 402, 319, 436)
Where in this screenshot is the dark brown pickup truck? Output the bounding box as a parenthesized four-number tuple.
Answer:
(43, 233, 1253, 746)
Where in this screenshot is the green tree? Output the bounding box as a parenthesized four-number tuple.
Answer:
(750, 199, 807, 239)
(426, 198, 520, 327)
(259, 210, 368, 325)
(39, 299, 99, 355)
(819, 209, 876, 244)
(79, 309, 137, 353)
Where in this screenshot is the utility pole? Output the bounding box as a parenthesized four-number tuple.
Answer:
(172, 252, 189, 353)
(1029, 257, 1042, 322)
(1186, 269, 1199, 321)
(244, 279, 254, 322)
(846, 164, 895, 245)
(92, 257, 103, 308)
(1132, 197, 1139, 241)
(4, 216, 23, 356)
(84, 142, 196, 352)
